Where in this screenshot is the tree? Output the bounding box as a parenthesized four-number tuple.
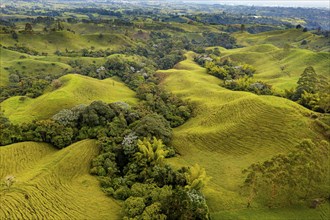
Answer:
(242, 139, 329, 208)
(294, 66, 318, 100)
(185, 164, 210, 191)
(25, 23, 33, 32)
(51, 79, 62, 89)
(240, 24, 246, 33)
(56, 20, 64, 31)
(122, 197, 146, 218)
(134, 137, 167, 168)
(133, 114, 172, 144)
(11, 31, 18, 40)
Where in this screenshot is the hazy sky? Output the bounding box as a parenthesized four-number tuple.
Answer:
(182, 0, 330, 8)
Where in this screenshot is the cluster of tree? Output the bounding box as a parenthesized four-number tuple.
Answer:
(55, 48, 114, 58)
(223, 77, 273, 95)
(67, 56, 192, 128)
(1, 45, 40, 56)
(92, 136, 210, 219)
(0, 101, 164, 147)
(186, 13, 293, 29)
(215, 4, 329, 30)
(195, 56, 256, 80)
(0, 99, 209, 218)
(285, 66, 329, 113)
(70, 8, 122, 17)
(242, 139, 329, 208)
(126, 31, 187, 70)
(223, 24, 283, 34)
(0, 65, 67, 102)
(195, 54, 274, 95)
(295, 24, 308, 32)
(200, 32, 237, 49)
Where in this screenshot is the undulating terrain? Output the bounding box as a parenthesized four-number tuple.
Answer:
(0, 0, 329, 219)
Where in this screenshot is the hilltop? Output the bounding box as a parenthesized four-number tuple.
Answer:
(0, 140, 121, 219)
(159, 52, 328, 219)
(1, 74, 137, 124)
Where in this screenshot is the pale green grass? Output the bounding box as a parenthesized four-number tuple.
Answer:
(0, 47, 71, 87)
(0, 140, 121, 219)
(211, 203, 330, 220)
(1, 74, 138, 124)
(161, 52, 326, 219)
(0, 32, 135, 55)
(233, 29, 330, 52)
(0, 48, 30, 86)
(219, 44, 329, 91)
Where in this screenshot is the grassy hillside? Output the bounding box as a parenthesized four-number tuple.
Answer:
(1, 74, 137, 124)
(217, 44, 329, 91)
(0, 47, 72, 87)
(233, 29, 330, 52)
(0, 140, 121, 219)
(0, 31, 134, 54)
(159, 52, 327, 219)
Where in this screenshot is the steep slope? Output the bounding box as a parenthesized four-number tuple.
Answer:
(159, 52, 326, 219)
(0, 140, 121, 219)
(1, 74, 138, 124)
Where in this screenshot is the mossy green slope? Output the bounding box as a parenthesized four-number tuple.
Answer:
(218, 44, 329, 91)
(159, 52, 326, 219)
(0, 140, 121, 219)
(0, 32, 134, 54)
(233, 29, 330, 52)
(1, 74, 137, 124)
(0, 47, 72, 87)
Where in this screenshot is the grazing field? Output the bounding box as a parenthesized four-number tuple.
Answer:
(0, 140, 121, 219)
(233, 29, 330, 52)
(0, 32, 135, 54)
(160, 52, 326, 219)
(216, 44, 329, 91)
(1, 74, 138, 124)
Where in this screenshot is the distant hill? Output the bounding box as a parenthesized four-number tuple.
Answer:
(1, 74, 137, 124)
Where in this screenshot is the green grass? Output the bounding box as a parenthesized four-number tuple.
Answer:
(1, 74, 138, 124)
(233, 29, 330, 52)
(0, 140, 121, 219)
(211, 204, 330, 220)
(0, 31, 135, 55)
(0, 47, 72, 87)
(218, 44, 329, 91)
(160, 52, 327, 219)
(0, 47, 29, 86)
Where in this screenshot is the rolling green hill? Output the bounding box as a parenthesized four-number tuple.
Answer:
(233, 29, 330, 52)
(0, 31, 135, 55)
(217, 44, 329, 91)
(1, 74, 137, 124)
(159, 52, 327, 219)
(0, 47, 72, 87)
(0, 140, 121, 219)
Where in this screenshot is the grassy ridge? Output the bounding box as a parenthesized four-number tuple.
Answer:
(0, 140, 121, 219)
(0, 32, 134, 54)
(160, 52, 326, 219)
(218, 44, 329, 91)
(1, 74, 138, 124)
(233, 29, 330, 52)
(0, 47, 72, 87)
